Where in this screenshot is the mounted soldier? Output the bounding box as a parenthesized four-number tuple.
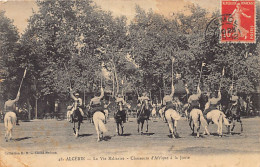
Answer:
(137, 92, 150, 118)
(4, 91, 20, 125)
(187, 85, 202, 114)
(115, 94, 127, 123)
(89, 87, 105, 116)
(69, 88, 84, 123)
(203, 90, 221, 116)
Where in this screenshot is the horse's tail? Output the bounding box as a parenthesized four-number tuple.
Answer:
(98, 119, 107, 133)
(4, 114, 15, 131)
(220, 111, 230, 126)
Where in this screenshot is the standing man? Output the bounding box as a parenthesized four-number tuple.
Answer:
(4, 91, 20, 125)
(69, 88, 84, 123)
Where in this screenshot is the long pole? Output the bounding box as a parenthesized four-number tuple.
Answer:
(231, 58, 235, 94)
(219, 67, 225, 91)
(64, 63, 72, 88)
(18, 67, 27, 93)
(198, 62, 204, 88)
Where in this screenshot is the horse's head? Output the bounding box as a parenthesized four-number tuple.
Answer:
(117, 102, 123, 111)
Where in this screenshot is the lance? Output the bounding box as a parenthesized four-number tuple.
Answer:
(64, 63, 72, 89)
(219, 67, 225, 91)
(171, 57, 175, 87)
(198, 62, 206, 88)
(18, 67, 27, 94)
(231, 58, 235, 94)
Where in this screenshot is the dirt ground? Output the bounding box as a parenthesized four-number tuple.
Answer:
(1, 116, 260, 154)
(0, 116, 260, 167)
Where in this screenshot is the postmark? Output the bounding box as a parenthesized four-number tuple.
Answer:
(221, 0, 256, 43)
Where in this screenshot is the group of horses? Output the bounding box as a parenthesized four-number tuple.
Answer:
(3, 95, 244, 142)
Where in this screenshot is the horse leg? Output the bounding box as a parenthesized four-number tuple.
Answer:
(94, 121, 100, 142)
(116, 123, 120, 135)
(174, 120, 178, 137)
(137, 122, 140, 133)
(146, 120, 148, 132)
(121, 122, 124, 135)
(189, 117, 193, 133)
(231, 119, 235, 132)
(194, 120, 200, 138)
(73, 122, 76, 135)
(237, 118, 243, 133)
(168, 119, 175, 139)
(141, 121, 144, 134)
(75, 122, 80, 137)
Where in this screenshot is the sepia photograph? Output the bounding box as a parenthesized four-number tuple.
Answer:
(0, 0, 259, 166)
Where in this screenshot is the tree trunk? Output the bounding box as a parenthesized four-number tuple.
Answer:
(27, 98, 31, 120)
(35, 98, 38, 119)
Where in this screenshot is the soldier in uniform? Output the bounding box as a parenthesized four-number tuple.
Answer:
(89, 87, 105, 116)
(69, 88, 84, 123)
(187, 85, 202, 114)
(4, 91, 20, 125)
(203, 90, 221, 116)
(137, 92, 150, 118)
(115, 95, 127, 123)
(227, 86, 239, 117)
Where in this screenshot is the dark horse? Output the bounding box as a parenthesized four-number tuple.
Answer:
(114, 102, 127, 135)
(137, 99, 151, 134)
(221, 94, 243, 134)
(71, 107, 83, 137)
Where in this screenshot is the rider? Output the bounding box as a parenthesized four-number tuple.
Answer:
(69, 88, 84, 123)
(89, 87, 105, 116)
(203, 89, 221, 116)
(137, 92, 150, 118)
(187, 84, 202, 114)
(161, 84, 175, 122)
(227, 85, 239, 117)
(4, 91, 20, 125)
(115, 94, 127, 123)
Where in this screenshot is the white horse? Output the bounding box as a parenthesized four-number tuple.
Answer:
(151, 105, 157, 119)
(165, 108, 181, 138)
(189, 108, 209, 138)
(4, 112, 17, 142)
(158, 107, 164, 121)
(93, 111, 108, 142)
(66, 106, 73, 122)
(204, 109, 230, 137)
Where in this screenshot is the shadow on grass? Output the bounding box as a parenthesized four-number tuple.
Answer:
(14, 137, 32, 141)
(78, 134, 93, 138)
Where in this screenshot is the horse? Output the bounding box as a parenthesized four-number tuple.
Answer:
(114, 102, 126, 135)
(165, 106, 181, 138)
(151, 104, 157, 120)
(137, 99, 151, 134)
(158, 107, 164, 121)
(4, 112, 17, 142)
(222, 95, 243, 134)
(93, 111, 107, 142)
(182, 103, 189, 121)
(71, 107, 83, 137)
(67, 105, 73, 122)
(203, 109, 231, 136)
(189, 108, 209, 138)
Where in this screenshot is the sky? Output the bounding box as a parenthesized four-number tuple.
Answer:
(0, 0, 220, 34)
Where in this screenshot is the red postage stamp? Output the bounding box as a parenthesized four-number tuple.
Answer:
(221, 0, 256, 43)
